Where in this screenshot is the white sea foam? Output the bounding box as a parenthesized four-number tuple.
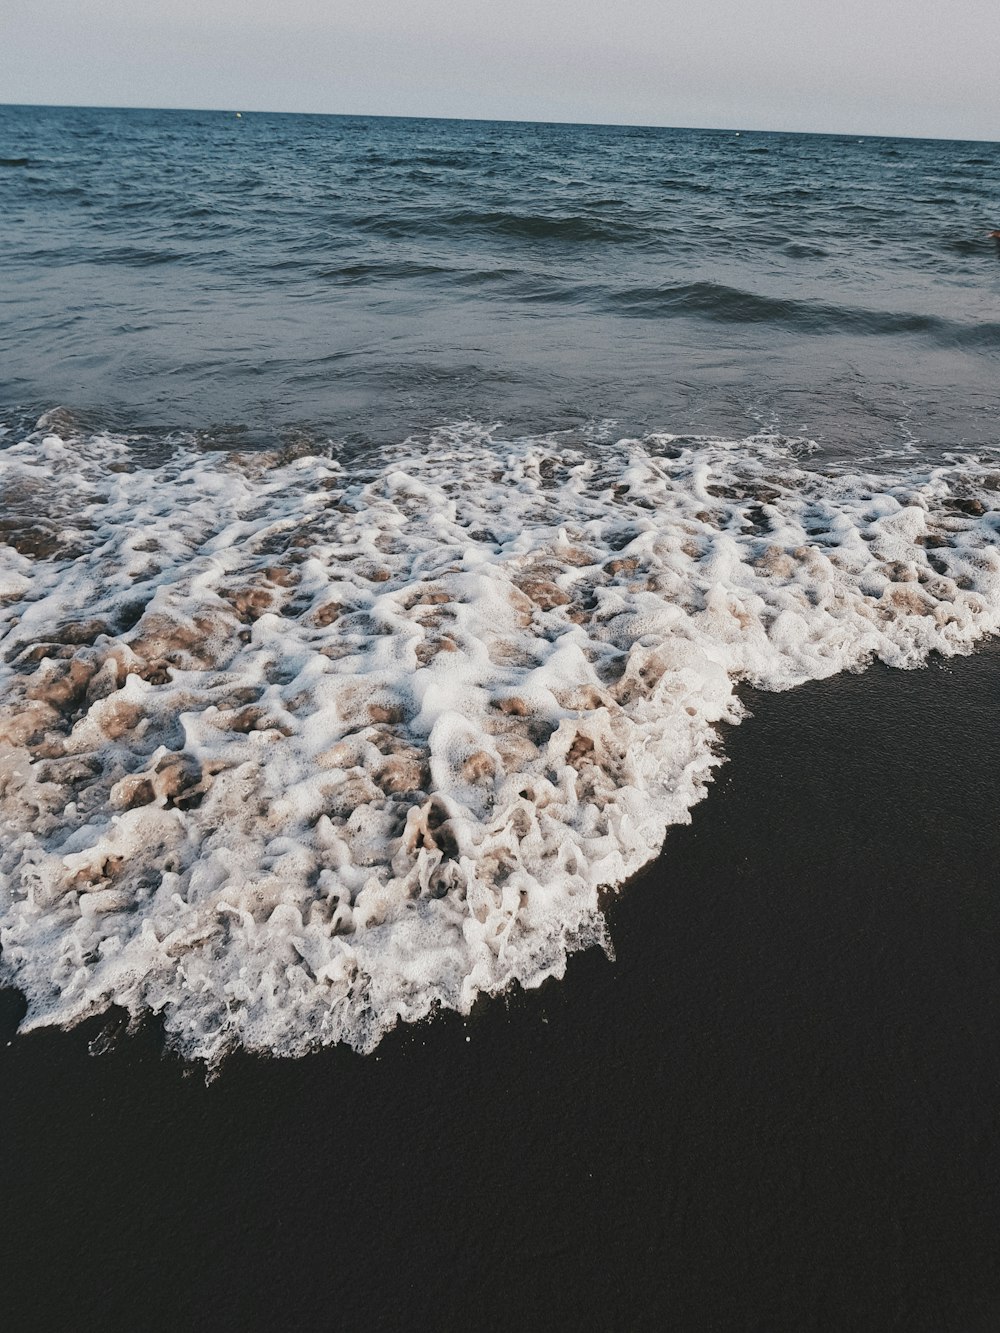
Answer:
(2, 423, 1000, 1062)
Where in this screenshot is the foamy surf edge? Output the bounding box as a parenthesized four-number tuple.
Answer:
(2, 422, 999, 1063)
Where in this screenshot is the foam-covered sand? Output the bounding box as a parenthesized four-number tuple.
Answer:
(2, 423, 999, 1062)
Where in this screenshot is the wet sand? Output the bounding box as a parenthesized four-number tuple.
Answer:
(4, 645, 1000, 1331)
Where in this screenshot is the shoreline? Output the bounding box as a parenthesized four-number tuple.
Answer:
(5, 642, 1000, 1329)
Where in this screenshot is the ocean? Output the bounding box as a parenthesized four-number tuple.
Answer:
(4, 103, 1000, 1329)
(2, 106, 999, 449)
(2, 104, 1000, 1063)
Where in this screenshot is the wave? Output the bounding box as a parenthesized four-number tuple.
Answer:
(356, 208, 638, 244)
(609, 281, 1000, 347)
(2, 422, 1000, 1064)
(13, 244, 206, 270)
(781, 243, 831, 260)
(312, 260, 451, 285)
(449, 209, 643, 242)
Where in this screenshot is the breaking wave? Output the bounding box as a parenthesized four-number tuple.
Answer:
(2, 421, 1000, 1063)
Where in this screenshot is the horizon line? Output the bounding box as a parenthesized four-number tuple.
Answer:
(2, 99, 998, 148)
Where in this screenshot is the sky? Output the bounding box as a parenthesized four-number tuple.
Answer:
(2, 0, 997, 141)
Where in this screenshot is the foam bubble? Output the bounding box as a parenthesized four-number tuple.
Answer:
(2, 423, 999, 1062)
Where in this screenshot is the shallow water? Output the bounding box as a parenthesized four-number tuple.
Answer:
(5, 423, 1000, 1059)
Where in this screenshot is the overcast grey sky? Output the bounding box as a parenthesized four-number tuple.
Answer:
(2, 0, 997, 141)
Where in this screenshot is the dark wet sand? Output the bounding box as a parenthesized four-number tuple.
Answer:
(4, 646, 1000, 1332)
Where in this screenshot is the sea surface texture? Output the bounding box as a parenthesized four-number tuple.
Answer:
(2, 106, 999, 1061)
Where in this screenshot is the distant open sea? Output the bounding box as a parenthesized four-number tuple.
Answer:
(4, 104, 1000, 1332)
(3, 105, 999, 447)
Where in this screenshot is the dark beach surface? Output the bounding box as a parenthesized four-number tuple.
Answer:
(5, 642, 1000, 1332)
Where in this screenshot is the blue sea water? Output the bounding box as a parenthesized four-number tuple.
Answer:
(1, 104, 998, 452)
